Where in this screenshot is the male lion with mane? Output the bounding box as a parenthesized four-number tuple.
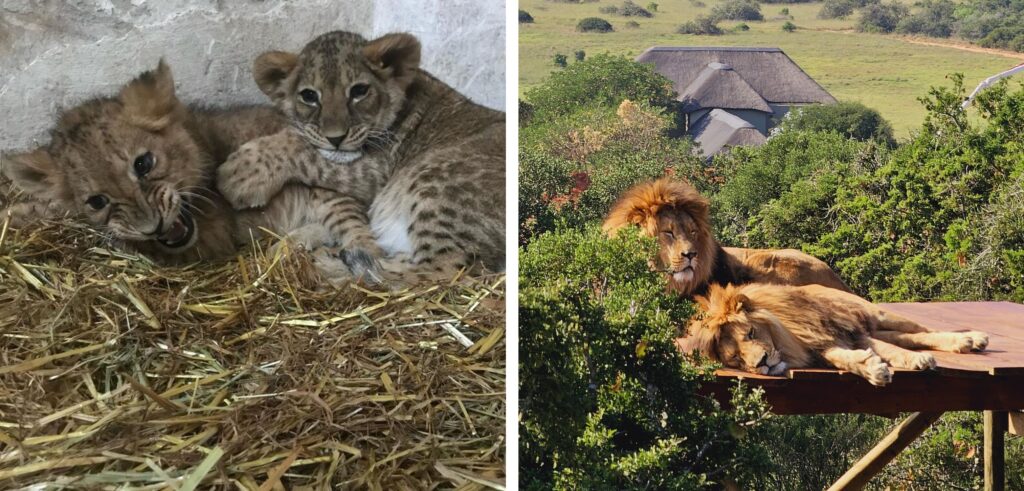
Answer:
(602, 178, 851, 297)
(689, 283, 989, 385)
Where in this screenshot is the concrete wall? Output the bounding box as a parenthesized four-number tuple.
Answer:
(0, 0, 506, 151)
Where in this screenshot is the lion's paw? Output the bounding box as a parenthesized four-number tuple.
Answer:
(862, 354, 892, 386)
(216, 141, 291, 210)
(964, 331, 989, 352)
(905, 352, 936, 371)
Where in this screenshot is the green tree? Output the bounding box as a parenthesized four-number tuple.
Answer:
(523, 54, 676, 123)
(778, 101, 897, 146)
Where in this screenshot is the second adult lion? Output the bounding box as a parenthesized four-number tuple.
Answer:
(602, 178, 851, 297)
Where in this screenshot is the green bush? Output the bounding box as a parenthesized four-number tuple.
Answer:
(856, 1, 908, 33)
(711, 0, 764, 21)
(895, 0, 955, 37)
(577, 17, 615, 32)
(677, 15, 724, 35)
(735, 22, 751, 31)
(519, 9, 535, 23)
(778, 101, 897, 146)
(782, 20, 797, 31)
(647, 2, 659, 12)
(818, 0, 856, 19)
(574, 49, 586, 61)
(520, 226, 773, 489)
(523, 54, 676, 123)
(553, 53, 568, 68)
(601, 0, 655, 17)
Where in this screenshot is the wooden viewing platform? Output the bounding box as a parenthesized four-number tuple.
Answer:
(679, 301, 1024, 491)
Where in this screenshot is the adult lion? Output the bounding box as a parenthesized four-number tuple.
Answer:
(602, 178, 851, 297)
(688, 283, 989, 385)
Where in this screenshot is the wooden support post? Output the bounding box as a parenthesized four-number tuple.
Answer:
(985, 410, 1007, 491)
(827, 411, 944, 491)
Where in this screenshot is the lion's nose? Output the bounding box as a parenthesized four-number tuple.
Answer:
(756, 353, 769, 368)
(682, 251, 697, 260)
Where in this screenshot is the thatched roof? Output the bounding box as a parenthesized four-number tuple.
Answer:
(637, 47, 836, 106)
(690, 109, 767, 156)
(678, 62, 772, 113)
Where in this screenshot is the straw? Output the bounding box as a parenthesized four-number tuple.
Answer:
(0, 189, 506, 489)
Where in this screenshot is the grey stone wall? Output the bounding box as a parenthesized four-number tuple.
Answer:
(0, 0, 506, 150)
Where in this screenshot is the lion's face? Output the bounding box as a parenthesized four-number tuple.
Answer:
(252, 31, 420, 164)
(654, 207, 713, 291)
(690, 284, 788, 376)
(2, 61, 206, 254)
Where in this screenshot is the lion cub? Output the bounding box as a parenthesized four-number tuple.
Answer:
(2, 61, 366, 266)
(215, 31, 505, 286)
(688, 283, 989, 386)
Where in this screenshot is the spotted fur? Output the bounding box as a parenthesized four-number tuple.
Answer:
(1, 60, 371, 269)
(216, 31, 505, 287)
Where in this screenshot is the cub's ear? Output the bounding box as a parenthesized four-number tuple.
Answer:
(120, 59, 180, 131)
(2, 148, 72, 203)
(363, 33, 421, 84)
(253, 51, 299, 101)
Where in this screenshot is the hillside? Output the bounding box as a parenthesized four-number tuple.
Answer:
(519, 0, 1024, 136)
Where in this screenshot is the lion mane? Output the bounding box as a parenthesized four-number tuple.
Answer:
(602, 178, 852, 297)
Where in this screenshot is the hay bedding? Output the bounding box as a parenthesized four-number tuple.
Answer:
(0, 192, 506, 490)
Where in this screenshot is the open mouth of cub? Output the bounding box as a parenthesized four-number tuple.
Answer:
(156, 209, 195, 249)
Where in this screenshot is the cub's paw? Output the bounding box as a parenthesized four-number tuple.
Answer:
(2, 201, 64, 228)
(310, 248, 356, 288)
(339, 248, 386, 287)
(964, 331, 989, 352)
(862, 353, 893, 387)
(217, 141, 289, 209)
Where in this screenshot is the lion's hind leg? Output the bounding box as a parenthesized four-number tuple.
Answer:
(873, 330, 988, 353)
(867, 338, 936, 370)
(821, 347, 892, 386)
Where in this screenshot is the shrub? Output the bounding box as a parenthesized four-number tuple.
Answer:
(818, 0, 855, 19)
(553, 53, 568, 68)
(780, 7, 790, 15)
(574, 50, 586, 61)
(690, 0, 707, 7)
(599, 5, 620, 14)
(782, 20, 797, 31)
(519, 9, 535, 23)
(577, 17, 614, 32)
(711, 0, 764, 21)
(778, 101, 896, 145)
(620, 0, 654, 16)
(647, 1, 659, 11)
(520, 226, 773, 489)
(677, 15, 724, 34)
(735, 22, 751, 31)
(523, 54, 675, 123)
(856, 2, 908, 33)
(895, 0, 955, 37)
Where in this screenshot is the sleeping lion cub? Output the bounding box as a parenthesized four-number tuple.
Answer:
(688, 283, 989, 386)
(2, 61, 364, 267)
(215, 30, 505, 287)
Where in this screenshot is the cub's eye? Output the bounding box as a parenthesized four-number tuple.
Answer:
(133, 151, 155, 177)
(85, 195, 109, 210)
(349, 83, 370, 99)
(298, 89, 320, 105)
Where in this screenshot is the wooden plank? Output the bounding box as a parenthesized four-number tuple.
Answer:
(985, 411, 1007, 491)
(1009, 411, 1024, 436)
(826, 412, 944, 491)
(879, 302, 1024, 343)
(698, 374, 1024, 414)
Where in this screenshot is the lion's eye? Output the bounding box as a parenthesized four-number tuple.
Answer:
(85, 195, 109, 210)
(746, 328, 754, 340)
(299, 89, 320, 105)
(133, 151, 155, 177)
(350, 83, 370, 99)
(663, 231, 674, 239)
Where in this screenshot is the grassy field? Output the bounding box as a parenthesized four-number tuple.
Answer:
(519, 0, 1024, 136)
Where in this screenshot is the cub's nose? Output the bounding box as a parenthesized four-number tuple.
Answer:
(326, 136, 345, 148)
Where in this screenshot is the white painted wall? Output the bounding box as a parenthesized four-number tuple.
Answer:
(0, 0, 506, 150)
